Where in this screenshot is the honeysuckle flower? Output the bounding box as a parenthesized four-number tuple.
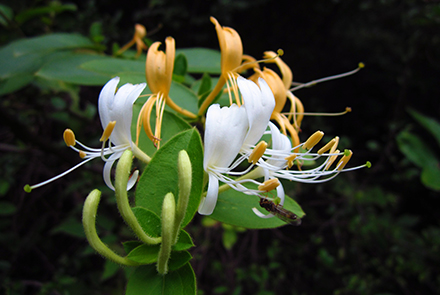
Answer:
(248, 52, 303, 150)
(24, 77, 149, 193)
(198, 76, 279, 215)
(116, 24, 149, 58)
(198, 17, 245, 116)
(138, 37, 197, 148)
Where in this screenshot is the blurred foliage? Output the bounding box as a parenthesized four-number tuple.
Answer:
(1, 0, 439, 294)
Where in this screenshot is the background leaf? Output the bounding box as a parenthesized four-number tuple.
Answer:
(126, 263, 196, 295)
(210, 184, 305, 229)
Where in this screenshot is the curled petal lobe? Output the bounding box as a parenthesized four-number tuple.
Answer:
(98, 77, 120, 129)
(198, 174, 220, 215)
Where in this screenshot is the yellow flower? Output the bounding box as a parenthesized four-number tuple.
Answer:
(116, 24, 149, 58)
(198, 17, 244, 115)
(138, 37, 196, 148)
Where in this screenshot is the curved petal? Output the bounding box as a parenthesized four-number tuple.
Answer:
(198, 174, 219, 215)
(237, 76, 275, 147)
(204, 104, 248, 170)
(102, 152, 123, 191)
(267, 122, 291, 169)
(98, 77, 120, 129)
(110, 83, 146, 146)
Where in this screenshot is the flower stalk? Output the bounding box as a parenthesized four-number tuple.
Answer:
(82, 189, 140, 266)
(115, 150, 162, 245)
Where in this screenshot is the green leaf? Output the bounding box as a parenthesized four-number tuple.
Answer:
(1, 33, 94, 58)
(396, 129, 439, 168)
(173, 54, 188, 82)
(0, 202, 16, 215)
(15, 3, 77, 24)
(210, 184, 306, 229)
(81, 57, 145, 76)
(0, 4, 13, 27)
(135, 129, 204, 228)
(36, 52, 111, 85)
(126, 263, 196, 295)
(123, 241, 143, 255)
(176, 48, 221, 74)
(101, 260, 120, 281)
(408, 108, 440, 148)
(173, 230, 195, 251)
(222, 228, 238, 250)
(127, 244, 161, 264)
(197, 73, 212, 96)
(131, 108, 192, 157)
(168, 81, 199, 116)
(0, 73, 34, 96)
(421, 164, 440, 191)
(51, 217, 85, 238)
(169, 251, 192, 271)
(132, 207, 162, 238)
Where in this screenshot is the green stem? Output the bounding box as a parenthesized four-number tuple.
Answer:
(115, 150, 161, 244)
(131, 143, 151, 164)
(82, 189, 140, 266)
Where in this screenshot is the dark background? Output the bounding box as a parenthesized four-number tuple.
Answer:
(1, 0, 439, 294)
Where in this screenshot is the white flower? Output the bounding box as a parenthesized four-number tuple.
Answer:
(25, 77, 147, 192)
(198, 76, 277, 215)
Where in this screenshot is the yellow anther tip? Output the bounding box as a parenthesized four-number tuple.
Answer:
(63, 129, 76, 147)
(23, 184, 32, 193)
(303, 130, 324, 150)
(79, 151, 87, 159)
(100, 121, 116, 142)
(358, 62, 365, 68)
(366, 161, 372, 168)
(248, 141, 268, 165)
(258, 178, 280, 192)
(345, 107, 352, 112)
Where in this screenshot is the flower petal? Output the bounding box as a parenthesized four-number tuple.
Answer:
(98, 77, 120, 130)
(198, 174, 220, 215)
(110, 82, 146, 146)
(237, 76, 275, 147)
(204, 104, 248, 170)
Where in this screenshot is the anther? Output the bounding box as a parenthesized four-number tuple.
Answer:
(258, 178, 280, 192)
(358, 62, 365, 68)
(63, 129, 76, 147)
(325, 149, 340, 170)
(79, 151, 87, 159)
(303, 131, 324, 150)
(100, 121, 116, 142)
(285, 154, 297, 168)
(318, 138, 336, 155)
(248, 141, 267, 165)
(337, 150, 353, 170)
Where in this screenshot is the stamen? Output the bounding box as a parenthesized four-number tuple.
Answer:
(325, 149, 340, 170)
(248, 141, 268, 165)
(100, 121, 116, 142)
(79, 151, 87, 159)
(285, 154, 297, 168)
(258, 178, 280, 192)
(282, 107, 352, 117)
(290, 63, 364, 92)
(232, 48, 284, 73)
(337, 150, 353, 170)
(63, 129, 76, 147)
(303, 131, 324, 150)
(318, 137, 337, 155)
